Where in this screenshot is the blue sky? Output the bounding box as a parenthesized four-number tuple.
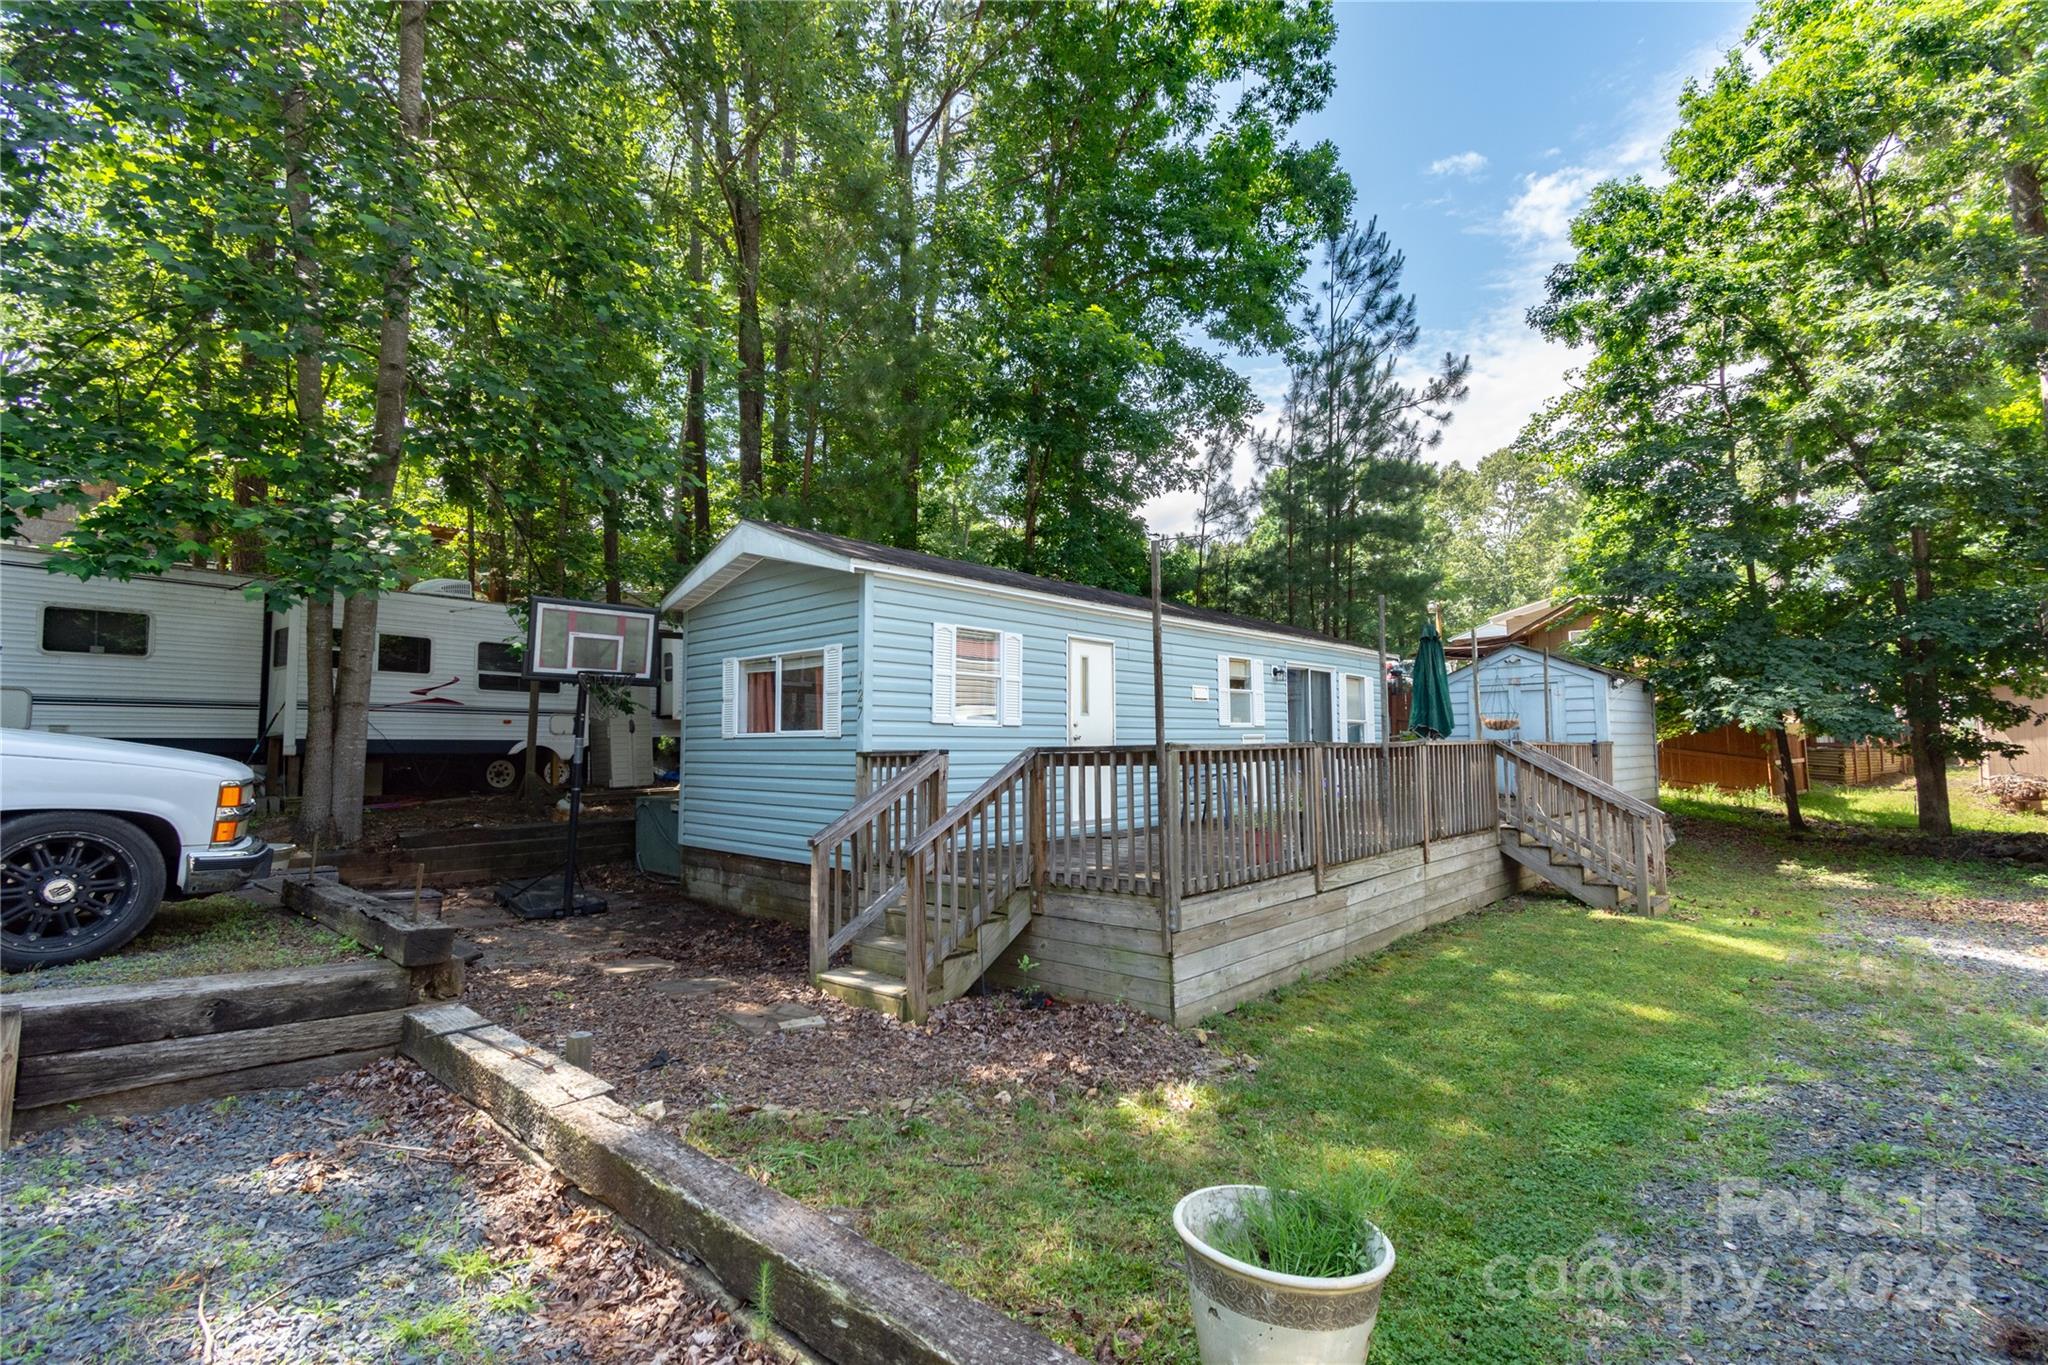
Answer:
(1145, 1, 1753, 533)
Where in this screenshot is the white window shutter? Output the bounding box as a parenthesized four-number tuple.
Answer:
(999, 632, 1023, 726)
(720, 657, 739, 739)
(1250, 658, 1266, 726)
(931, 623, 956, 725)
(822, 644, 843, 738)
(1332, 673, 1346, 740)
(1217, 655, 1230, 725)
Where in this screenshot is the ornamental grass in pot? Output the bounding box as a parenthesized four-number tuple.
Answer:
(1174, 1172, 1396, 1364)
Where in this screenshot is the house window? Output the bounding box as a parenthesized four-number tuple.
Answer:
(953, 628, 1000, 724)
(742, 651, 826, 734)
(477, 642, 559, 694)
(271, 626, 289, 668)
(1566, 628, 1588, 644)
(42, 607, 148, 656)
(1343, 673, 1368, 743)
(1225, 656, 1254, 725)
(378, 633, 431, 673)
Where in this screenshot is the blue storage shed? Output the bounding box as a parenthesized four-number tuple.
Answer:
(1444, 646, 1659, 803)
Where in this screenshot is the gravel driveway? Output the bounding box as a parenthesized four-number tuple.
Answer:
(1592, 894, 2048, 1363)
(1, 1060, 769, 1364)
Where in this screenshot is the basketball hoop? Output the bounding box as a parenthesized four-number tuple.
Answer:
(496, 597, 660, 919)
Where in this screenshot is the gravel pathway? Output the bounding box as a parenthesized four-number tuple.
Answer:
(1, 1061, 768, 1364)
(1586, 897, 2048, 1364)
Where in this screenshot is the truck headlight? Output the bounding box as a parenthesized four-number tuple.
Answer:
(213, 781, 252, 845)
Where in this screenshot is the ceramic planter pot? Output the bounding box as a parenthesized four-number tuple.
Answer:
(1173, 1185, 1395, 1364)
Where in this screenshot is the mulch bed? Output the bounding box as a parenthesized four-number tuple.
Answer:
(459, 872, 1222, 1120)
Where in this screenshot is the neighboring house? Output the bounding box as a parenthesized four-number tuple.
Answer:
(658, 521, 1388, 889)
(1443, 647, 1659, 803)
(1447, 599, 1595, 658)
(1982, 686, 2048, 780)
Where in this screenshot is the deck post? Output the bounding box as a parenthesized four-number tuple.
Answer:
(807, 847, 828, 978)
(1028, 754, 1048, 916)
(906, 849, 930, 1023)
(1633, 816, 1653, 914)
(1309, 744, 1327, 892)
(1159, 748, 1181, 939)
(1419, 743, 1432, 864)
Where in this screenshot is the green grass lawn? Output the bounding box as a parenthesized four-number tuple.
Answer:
(689, 772, 2047, 1362)
(2, 895, 369, 993)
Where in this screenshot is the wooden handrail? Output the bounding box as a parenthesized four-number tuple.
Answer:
(904, 749, 1040, 858)
(1492, 740, 1669, 912)
(903, 750, 1041, 1021)
(809, 749, 949, 977)
(811, 750, 946, 850)
(1496, 740, 1663, 821)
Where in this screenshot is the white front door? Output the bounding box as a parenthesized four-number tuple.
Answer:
(1066, 638, 1115, 821)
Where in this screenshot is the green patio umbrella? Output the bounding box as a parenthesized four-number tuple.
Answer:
(1410, 619, 1455, 739)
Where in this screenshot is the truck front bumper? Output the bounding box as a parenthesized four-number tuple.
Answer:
(183, 836, 277, 894)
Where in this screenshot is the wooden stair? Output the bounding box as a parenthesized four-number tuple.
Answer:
(817, 888, 1035, 1020)
(1499, 829, 1668, 913)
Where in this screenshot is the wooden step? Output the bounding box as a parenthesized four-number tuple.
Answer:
(1500, 831, 1620, 910)
(840, 889, 1035, 1016)
(815, 966, 909, 1021)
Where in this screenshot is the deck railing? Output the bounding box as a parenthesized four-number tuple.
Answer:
(1041, 747, 1165, 895)
(855, 749, 939, 796)
(1495, 741, 1670, 907)
(807, 749, 948, 976)
(809, 737, 1671, 1002)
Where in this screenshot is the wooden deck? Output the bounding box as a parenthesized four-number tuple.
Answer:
(815, 739, 1670, 1021)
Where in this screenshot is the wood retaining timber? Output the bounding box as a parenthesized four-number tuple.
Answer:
(339, 817, 635, 888)
(404, 1004, 1080, 1365)
(4, 880, 462, 1138)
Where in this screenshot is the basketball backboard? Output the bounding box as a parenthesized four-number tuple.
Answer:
(523, 597, 658, 682)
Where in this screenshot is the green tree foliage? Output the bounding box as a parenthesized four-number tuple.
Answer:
(1425, 432, 1583, 638)
(1534, 0, 2048, 834)
(1191, 223, 1468, 642)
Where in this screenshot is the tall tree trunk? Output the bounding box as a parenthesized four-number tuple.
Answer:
(714, 80, 765, 506)
(1901, 525, 1952, 834)
(682, 118, 709, 559)
(768, 135, 795, 499)
(602, 490, 621, 604)
(2006, 160, 2048, 430)
(331, 0, 425, 847)
(890, 1, 922, 548)
(283, 9, 334, 843)
(1773, 726, 1806, 833)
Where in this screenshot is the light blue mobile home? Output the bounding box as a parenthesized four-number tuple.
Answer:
(656, 524, 1672, 1024)
(659, 522, 1387, 873)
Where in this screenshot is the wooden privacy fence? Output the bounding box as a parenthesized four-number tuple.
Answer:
(808, 750, 948, 976)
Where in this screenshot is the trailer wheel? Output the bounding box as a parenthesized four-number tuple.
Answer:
(483, 750, 566, 793)
(2, 812, 167, 970)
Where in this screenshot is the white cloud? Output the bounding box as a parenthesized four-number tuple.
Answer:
(1426, 150, 1489, 178)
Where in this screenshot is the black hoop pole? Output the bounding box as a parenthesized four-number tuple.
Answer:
(561, 676, 591, 914)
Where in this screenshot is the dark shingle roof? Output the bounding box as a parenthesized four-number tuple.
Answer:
(752, 522, 1376, 654)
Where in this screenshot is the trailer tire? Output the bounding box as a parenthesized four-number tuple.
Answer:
(481, 757, 520, 792)
(2, 811, 167, 970)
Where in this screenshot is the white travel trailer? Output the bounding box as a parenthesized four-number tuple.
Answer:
(0, 544, 589, 791)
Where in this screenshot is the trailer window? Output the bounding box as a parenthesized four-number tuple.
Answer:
(377, 634, 432, 673)
(477, 642, 558, 694)
(271, 626, 289, 668)
(42, 607, 148, 657)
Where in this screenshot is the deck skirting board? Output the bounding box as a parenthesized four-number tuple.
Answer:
(1169, 831, 1514, 1025)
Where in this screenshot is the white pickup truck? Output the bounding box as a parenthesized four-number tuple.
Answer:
(0, 729, 276, 969)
